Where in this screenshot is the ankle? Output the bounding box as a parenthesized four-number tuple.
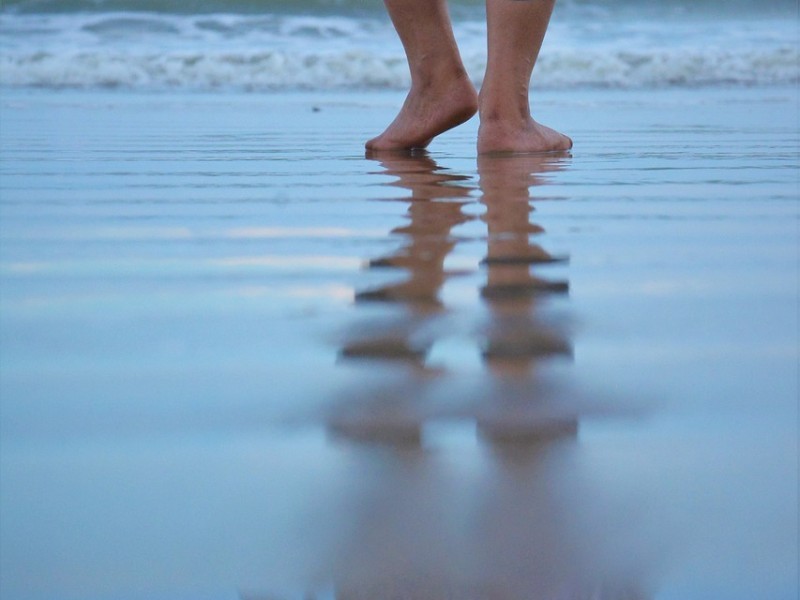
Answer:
(478, 90, 531, 124)
(478, 111, 530, 133)
(411, 61, 472, 90)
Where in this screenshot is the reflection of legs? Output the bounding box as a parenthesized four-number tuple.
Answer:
(478, 0, 572, 154)
(476, 154, 576, 445)
(333, 155, 473, 446)
(366, 0, 479, 151)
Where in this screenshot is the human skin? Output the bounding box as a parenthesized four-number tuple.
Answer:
(364, 0, 479, 151)
(478, 0, 573, 153)
(366, 0, 572, 154)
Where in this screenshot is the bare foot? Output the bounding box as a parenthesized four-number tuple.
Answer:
(366, 73, 478, 151)
(477, 116, 572, 154)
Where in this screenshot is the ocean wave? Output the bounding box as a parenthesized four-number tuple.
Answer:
(2, 0, 392, 16)
(2, 46, 797, 91)
(0, 11, 797, 91)
(2, 0, 796, 17)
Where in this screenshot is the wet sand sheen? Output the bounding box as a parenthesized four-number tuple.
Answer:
(0, 88, 797, 600)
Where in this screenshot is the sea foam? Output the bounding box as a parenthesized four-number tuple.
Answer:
(0, 12, 797, 90)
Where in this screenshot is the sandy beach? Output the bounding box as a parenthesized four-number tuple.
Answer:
(0, 85, 797, 599)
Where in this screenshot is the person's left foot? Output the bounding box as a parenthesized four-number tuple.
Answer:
(366, 72, 478, 151)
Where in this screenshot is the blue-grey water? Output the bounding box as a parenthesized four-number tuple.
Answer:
(0, 85, 797, 599)
(0, 1, 798, 597)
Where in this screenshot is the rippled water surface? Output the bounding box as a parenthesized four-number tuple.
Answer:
(0, 88, 797, 599)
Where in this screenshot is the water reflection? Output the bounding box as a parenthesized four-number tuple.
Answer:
(301, 151, 648, 598)
(330, 151, 476, 444)
(476, 154, 577, 443)
(332, 151, 579, 445)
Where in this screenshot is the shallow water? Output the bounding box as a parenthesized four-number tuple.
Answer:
(0, 87, 797, 599)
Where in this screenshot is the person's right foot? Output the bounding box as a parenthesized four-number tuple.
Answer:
(477, 116, 572, 154)
(366, 72, 478, 151)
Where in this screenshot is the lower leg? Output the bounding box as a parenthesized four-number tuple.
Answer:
(366, 0, 478, 151)
(478, 0, 572, 154)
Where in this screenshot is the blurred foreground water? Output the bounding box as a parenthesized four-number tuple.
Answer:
(0, 87, 797, 599)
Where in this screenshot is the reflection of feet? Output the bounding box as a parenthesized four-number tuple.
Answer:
(481, 245, 568, 265)
(480, 278, 569, 299)
(356, 278, 445, 309)
(340, 336, 427, 362)
(478, 117, 572, 154)
(481, 327, 572, 360)
(478, 417, 578, 445)
(366, 73, 478, 151)
(328, 417, 423, 446)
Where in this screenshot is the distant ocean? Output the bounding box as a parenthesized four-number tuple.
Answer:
(1, 0, 797, 91)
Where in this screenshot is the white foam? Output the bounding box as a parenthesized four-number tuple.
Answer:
(0, 12, 797, 90)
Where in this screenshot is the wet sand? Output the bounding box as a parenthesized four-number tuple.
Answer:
(0, 87, 797, 599)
